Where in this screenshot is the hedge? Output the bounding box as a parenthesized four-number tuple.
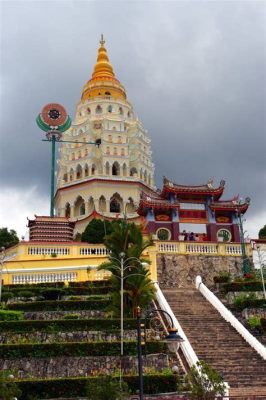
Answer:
(6, 299, 109, 312)
(0, 318, 137, 333)
(0, 341, 166, 359)
(0, 310, 23, 321)
(16, 374, 179, 398)
(222, 281, 265, 293)
(3, 286, 112, 297)
(233, 298, 266, 311)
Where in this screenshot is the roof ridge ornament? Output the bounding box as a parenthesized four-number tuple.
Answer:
(100, 34, 105, 47)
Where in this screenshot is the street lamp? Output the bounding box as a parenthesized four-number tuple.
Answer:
(104, 253, 149, 386)
(254, 244, 266, 300)
(235, 198, 250, 275)
(136, 306, 184, 400)
(0, 247, 5, 303)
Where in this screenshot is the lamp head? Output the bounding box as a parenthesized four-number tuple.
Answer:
(165, 327, 184, 353)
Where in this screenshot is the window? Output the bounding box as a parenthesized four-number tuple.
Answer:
(110, 199, 120, 213)
(105, 91, 111, 96)
(217, 229, 232, 243)
(96, 105, 102, 114)
(119, 107, 123, 115)
(87, 108, 91, 114)
(80, 203, 85, 215)
(113, 147, 117, 155)
(157, 228, 171, 241)
(180, 203, 205, 210)
(121, 148, 125, 156)
(107, 105, 112, 113)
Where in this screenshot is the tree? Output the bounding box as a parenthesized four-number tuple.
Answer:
(98, 219, 155, 315)
(259, 225, 266, 239)
(0, 228, 19, 249)
(0, 370, 21, 400)
(185, 361, 227, 399)
(87, 377, 129, 400)
(81, 219, 113, 244)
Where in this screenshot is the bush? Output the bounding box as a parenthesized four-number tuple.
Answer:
(233, 293, 266, 311)
(7, 299, 109, 312)
(222, 280, 264, 293)
(0, 318, 136, 333)
(87, 376, 129, 400)
(40, 288, 65, 300)
(247, 316, 261, 329)
(0, 310, 23, 321)
(63, 314, 80, 320)
(16, 374, 179, 399)
(0, 370, 21, 400)
(17, 290, 34, 300)
(0, 341, 166, 359)
(213, 271, 231, 284)
(1, 292, 14, 302)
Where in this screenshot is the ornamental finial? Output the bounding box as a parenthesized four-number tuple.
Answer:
(100, 34, 105, 46)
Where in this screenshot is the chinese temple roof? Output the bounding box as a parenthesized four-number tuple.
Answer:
(27, 216, 75, 227)
(210, 196, 250, 213)
(161, 177, 225, 200)
(137, 192, 179, 216)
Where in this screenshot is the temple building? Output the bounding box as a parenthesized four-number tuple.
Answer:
(137, 177, 250, 243)
(55, 36, 155, 234)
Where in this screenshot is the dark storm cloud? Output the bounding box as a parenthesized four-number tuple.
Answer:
(1, 1, 265, 225)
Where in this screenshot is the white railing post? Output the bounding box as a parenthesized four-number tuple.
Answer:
(195, 275, 266, 360)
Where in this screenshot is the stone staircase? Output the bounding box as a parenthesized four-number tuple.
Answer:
(162, 287, 266, 395)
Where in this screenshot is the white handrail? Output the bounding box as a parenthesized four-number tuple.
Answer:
(195, 276, 266, 360)
(154, 281, 230, 397)
(153, 281, 199, 367)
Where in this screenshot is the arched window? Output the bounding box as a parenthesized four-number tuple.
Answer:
(91, 164, 96, 175)
(112, 162, 120, 176)
(118, 136, 122, 143)
(105, 91, 111, 96)
(65, 203, 71, 218)
(126, 198, 135, 213)
(63, 173, 68, 183)
(119, 107, 123, 115)
(99, 195, 107, 212)
(110, 193, 123, 213)
(121, 148, 125, 156)
(70, 168, 74, 181)
(106, 162, 110, 175)
(130, 167, 137, 177)
(107, 105, 112, 113)
(88, 196, 94, 214)
(87, 107, 91, 114)
(96, 105, 102, 114)
(74, 196, 85, 217)
(80, 203, 85, 215)
(122, 163, 127, 177)
(106, 147, 110, 155)
(127, 111, 131, 118)
(76, 164, 82, 179)
(84, 164, 89, 177)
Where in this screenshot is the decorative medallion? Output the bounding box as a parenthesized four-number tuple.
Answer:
(36, 103, 71, 133)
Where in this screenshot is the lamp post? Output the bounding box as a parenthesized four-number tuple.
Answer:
(0, 247, 5, 303)
(105, 253, 149, 386)
(254, 244, 266, 300)
(235, 199, 250, 275)
(136, 306, 184, 400)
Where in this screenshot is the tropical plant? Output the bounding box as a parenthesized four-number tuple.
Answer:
(185, 360, 226, 399)
(87, 376, 130, 400)
(258, 225, 266, 239)
(81, 219, 113, 244)
(0, 227, 19, 249)
(98, 220, 154, 315)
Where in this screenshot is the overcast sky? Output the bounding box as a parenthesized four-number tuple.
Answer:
(0, 0, 265, 239)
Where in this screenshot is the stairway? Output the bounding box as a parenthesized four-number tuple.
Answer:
(162, 287, 266, 395)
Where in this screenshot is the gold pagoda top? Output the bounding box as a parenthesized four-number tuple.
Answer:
(81, 35, 127, 102)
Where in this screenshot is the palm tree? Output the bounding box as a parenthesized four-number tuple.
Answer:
(98, 220, 155, 316)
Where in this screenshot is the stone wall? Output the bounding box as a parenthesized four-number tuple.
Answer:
(24, 310, 104, 320)
(0, 354, 169, 379)
(157, 254, 252, 288)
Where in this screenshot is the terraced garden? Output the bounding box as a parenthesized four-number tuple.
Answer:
(0, 281, 183, 399)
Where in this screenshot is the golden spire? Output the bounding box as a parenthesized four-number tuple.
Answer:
(92, 35, 115, 79)
(81, 36, 127, 102)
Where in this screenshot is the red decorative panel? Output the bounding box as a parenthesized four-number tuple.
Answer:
(179, 210, 207, 220)
(155, 214, 171, 221)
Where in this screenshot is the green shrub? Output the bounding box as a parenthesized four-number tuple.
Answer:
(213, 271, 231, 284)
(63, 314, 79, 320)
(223, 280, 264, 293)
(0, 341, 166, 359)
(16, 374, 179, 399)
(233, 293, 266, 311)
(40, 288, 65, 300)
(0, 318, 136, 333)
(0, 370, 21, 400)
(0, 310, 23, 321)
(7, 299, 108, 312)
(87, 376, 129, 399)
(247, 316, 261, 329)
(0, 292, 14, 302)
(17, 290, 34, 299)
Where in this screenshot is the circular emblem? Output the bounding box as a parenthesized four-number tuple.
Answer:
(41, 103, 67, 126)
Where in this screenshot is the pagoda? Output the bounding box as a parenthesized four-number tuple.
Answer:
(55, 36, 155, 234)
(137, 177, 250, 243)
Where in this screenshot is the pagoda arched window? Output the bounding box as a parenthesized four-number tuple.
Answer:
(76, 164, 82, 179)
(65, 203, 71, 218)
(113, 147, 117, 155)
(122, 163, 127, 176)
(107, 105, 112, 113)
(121, 148, 125, 156)
(74, 196, 85, 217)
(63, 173, 68, 183)
(119, 107, 123, 115)
(110, 193, 123, 214)
(130, 167, 137, 177)
(84, 164, 89, 177)
(69, 168, 74, 181)
(96, 105, 102, 114)
(106, 162, 110, 175)
(80, 203, 85, 216)
(126, 197, 135, 214)
(105, 91, 111, 96)
(112, 162, 120, 176)
(91, 164, 96, 175)
(88, 196, 94, 214)
(118, 136, 122, 143)
(99, 195, 107, 212)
